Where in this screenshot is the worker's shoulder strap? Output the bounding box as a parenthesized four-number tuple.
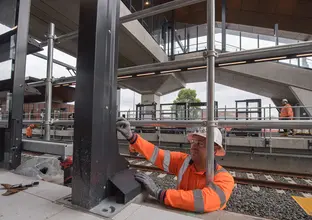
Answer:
(177, 155, 192, 188)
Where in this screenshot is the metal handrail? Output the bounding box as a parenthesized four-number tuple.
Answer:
(13, 105, 311, 121)
(3, 119, 311, 129)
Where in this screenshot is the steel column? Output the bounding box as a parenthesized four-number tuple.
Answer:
(221, 0, 226, 52)
(72, 0, 138, 209)
(274, 23, 279, 46)
(2, 0, 31, 169)
(205, 0, 216, 184)
(44, 23, 55, 141)
(170, 11, 175, 60)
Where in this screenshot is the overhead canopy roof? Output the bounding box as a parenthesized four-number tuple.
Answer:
(169, 0, 312, 35)
(29, 0, 167, 66)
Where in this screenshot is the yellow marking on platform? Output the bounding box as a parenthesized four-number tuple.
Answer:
(292, 196, 312, 216)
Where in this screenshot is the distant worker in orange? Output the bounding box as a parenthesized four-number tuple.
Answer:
(26, 124, 36, 138)
(279, 99, 294, 136)
(116, 117, 234, 213)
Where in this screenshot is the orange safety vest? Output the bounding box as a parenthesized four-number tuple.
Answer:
(26, 126, 33, 137)
(131, 135, 234, 213)
(280, 104, 294, 118)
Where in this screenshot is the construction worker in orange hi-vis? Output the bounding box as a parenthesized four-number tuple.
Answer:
(279, 99, 294, 136)
(116, 117, 234, 213)
(26, 124, 36, 138)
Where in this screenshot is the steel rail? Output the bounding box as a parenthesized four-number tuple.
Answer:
(235, 177, 312, 193)
(123, 154, 312, 179)
(129, 164, 312, 192)
(2, 119, 312, 129)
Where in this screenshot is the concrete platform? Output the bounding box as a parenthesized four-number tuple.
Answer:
(0, 169, 268, 220)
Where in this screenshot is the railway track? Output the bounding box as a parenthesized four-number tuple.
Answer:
(121, 153, 312, 179)
(123, 154, 312, 194)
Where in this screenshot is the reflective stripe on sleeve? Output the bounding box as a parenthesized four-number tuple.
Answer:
(150, 146, 159, 164)
(208, 182, 226, 208)
(214, 167, 228, 175)
(177, 156, 191, 187)
(193, 189, 204, 213)
(163, 150, 170, 172)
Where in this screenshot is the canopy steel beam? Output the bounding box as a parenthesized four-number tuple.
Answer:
(120, 0, 205, 23)
(29, 40, 312, 77)
(119, 40, 312, 76)
(38, 0, 205, 46)
(33, 52, 76, 71)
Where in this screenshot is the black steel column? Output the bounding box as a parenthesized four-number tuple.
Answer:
(72, 0, 138, 209)
(170, 11, 175, 60)
(221, 0, 226, 52)
(1, 0, 31, 169)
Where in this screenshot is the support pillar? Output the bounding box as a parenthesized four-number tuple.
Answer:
(117, 88, 121, 117)
(44, 23, 55, 141)
(72, 0, 140, 210)
(170, 10, 175, 60)
(274, 23, 279, 46)
(0, 0, 31, 169)
(141, 94, 160, 119)
(221, 0, 226, 52)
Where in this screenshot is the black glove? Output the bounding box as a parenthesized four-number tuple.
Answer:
(116, 117, 133, 140)
(135, 172, 166, 203)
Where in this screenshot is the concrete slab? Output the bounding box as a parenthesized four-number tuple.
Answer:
(0, 169, 269, 220)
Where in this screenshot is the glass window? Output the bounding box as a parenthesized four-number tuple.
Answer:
(300, 57, 312, 68)
(226, 29, 240, 52)
(215, 28, 222, 51)
(241, 32, 258, 50)
(187, 25, 198, 52)
(259, 34, 275, 48)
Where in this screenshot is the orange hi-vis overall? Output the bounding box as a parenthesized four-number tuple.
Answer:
(130, 134, 235, 213)
(280, 104, 294, 119)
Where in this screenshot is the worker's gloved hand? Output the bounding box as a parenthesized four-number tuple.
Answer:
(116, 117, 133, 140)
(135, 172, 166, 203)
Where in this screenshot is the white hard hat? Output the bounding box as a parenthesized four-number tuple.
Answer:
(282, 99, 288, 103)
(187, 128, 225, 157)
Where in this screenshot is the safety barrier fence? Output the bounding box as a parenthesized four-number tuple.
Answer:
(1, 119, 311, 130)
(0, 105, 310, 121)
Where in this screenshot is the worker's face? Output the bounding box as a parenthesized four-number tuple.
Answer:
(282, 101, 287, 106)
(190, 136, 206, 163)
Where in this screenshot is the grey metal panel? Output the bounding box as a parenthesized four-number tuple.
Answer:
(22, 139, 73, 156)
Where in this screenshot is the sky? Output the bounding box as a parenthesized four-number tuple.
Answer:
(0, 22, 289, 113)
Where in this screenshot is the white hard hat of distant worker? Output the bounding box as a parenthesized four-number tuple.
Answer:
(187, 128, 225, 157)
(282, 99, 288, 103)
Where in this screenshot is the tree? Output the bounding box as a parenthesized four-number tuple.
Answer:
(172, 89, 201, 119)
(173, 89, 201, 104)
